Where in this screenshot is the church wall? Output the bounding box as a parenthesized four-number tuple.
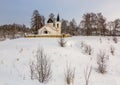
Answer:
(38, 26, 60, 35)
(55, 22, 61, 34)
(47, 23, 53, 28)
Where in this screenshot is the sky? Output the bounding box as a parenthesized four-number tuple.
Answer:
(0, 0, 120, 27)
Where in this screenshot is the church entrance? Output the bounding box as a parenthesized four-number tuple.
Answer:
(44, 30, 48, 34)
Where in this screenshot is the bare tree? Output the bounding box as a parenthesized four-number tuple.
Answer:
(84, 66, 92, 85)
(106, 21, 114, 36)
(81, 13, 98, 36)
(80, 12, 106, 36)
(64, 64, 75, 85)
(49, 13, 55, 20)
(61, 19, 69, 34)
(49, 13, 56, 23)
(31, 10, 44, 34)
(68, 19, 77, 35)
(97, 50, 109, 74)
(97, 13, 106, 36)
(81, 13, 92, 36)
(113, 19, 120, 36)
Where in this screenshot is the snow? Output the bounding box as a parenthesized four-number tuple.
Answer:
(0, 36, 120, 85)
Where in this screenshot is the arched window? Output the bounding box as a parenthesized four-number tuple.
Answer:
(57, 24, 59, 28)
(44, 31, 48, 34)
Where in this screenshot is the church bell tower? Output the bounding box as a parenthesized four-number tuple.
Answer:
(55, 14, 61, 34)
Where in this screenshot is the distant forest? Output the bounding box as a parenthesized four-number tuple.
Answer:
(0, 10, 120, 39)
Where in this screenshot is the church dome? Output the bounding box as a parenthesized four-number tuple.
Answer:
(47, 18, 53, 23)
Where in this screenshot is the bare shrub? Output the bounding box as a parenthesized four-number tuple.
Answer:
(30, 48, 52, 83)
(30, 61, 36, 80)
(80, 41, 85, 48)
(107, 38, 110, 41)
(36, 48, 52, 83)
(99, 38, 102, 43)
(84, 66, 92, 85)
(0, 38, 5, 41)
(97, 50, 109, 74)
(84, 45, 93, 55)
(65, 65, 75, 85)
(113, 37, 118, 43)
(58, 37, 66, 47)
(110, 45, 115, 56)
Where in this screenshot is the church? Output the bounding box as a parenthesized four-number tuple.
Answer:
(38, 14, 61, 35)
(25, 14, 70, 38)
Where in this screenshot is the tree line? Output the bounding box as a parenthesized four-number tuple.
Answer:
(62, 13, 120, 36)
(0, 23, 29, 39)
(0, 10, 120, 39)
(31, 10, 120, 36)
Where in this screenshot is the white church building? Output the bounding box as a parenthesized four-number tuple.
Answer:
(38, 14, 61, 35)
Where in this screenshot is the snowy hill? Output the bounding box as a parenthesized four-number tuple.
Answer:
(0, 36, 120, 85)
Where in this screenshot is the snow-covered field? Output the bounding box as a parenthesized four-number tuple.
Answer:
(0, 36, 120, 85)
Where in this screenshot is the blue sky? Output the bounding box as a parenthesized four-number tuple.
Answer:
(0, 0, 120, 27)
